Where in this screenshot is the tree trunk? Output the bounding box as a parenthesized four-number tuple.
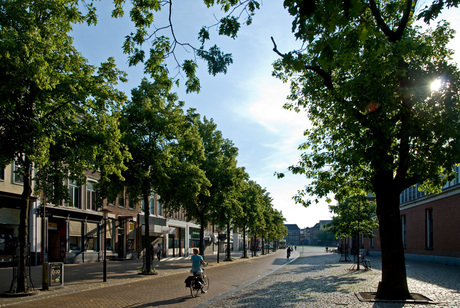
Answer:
(261, 236, 265, 255)
(375, 182, 410, 299)
(242, 226, 247, 258)
(226, 221, 231, 260)
(18, 156, 32, 293)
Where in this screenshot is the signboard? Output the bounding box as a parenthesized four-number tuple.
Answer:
(43, 262, 64, 289)
(49, 263, 63, 287)
(190, 228, 200, 239)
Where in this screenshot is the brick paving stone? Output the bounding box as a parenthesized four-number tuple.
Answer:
(0, 250, 284, 308)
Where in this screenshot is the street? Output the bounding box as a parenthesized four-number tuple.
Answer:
(1, 246, 460, 307)
(0, 249, 288, 307)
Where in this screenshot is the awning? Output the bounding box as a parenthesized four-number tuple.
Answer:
(69, 221, 82, 237)
(106, 219, 112, 239)
(87, 222, 98, 238)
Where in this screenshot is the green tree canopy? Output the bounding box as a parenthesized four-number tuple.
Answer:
(274, 0, 460, 300)
(0, 1, 129, 292)
(328, 196, 378, 240)
(103, 78, 209, 272)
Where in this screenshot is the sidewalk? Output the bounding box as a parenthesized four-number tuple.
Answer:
(0, 249, 271, 303)
(0, 249, 284, 308)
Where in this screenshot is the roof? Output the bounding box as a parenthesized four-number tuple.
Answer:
(284, 224, 300, 231)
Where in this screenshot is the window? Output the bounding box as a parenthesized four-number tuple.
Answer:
(69, 181, 81, 208)
(117, 192, 125, 208)
(69, 221, 82, 250)
(371, 230, 374, 248)
(86, 182, 97, 211)
(150, 193, 155, 215)
(426, 208, 433, 249)
(13, 162, 23, 184)
(86, 222, 98, 251)
(105, 219, 113, 251)
(128, 196, 134, 209)
(0, 167, 4, 181)
(157, 198, 162, 216)
(401, 215, 406, 249)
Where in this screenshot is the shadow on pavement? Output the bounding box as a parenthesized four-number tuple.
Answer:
(124, 295, 192, 307)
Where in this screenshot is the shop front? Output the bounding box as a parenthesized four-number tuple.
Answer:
(43, 206, 103, 264)
(139, 214, 166, 258)
(0, 192, 37, 267)
(0, 207, 19, 267)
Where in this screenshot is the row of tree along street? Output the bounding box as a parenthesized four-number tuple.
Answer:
(2, 0, 460, 301)
(0, 2, 287, 293)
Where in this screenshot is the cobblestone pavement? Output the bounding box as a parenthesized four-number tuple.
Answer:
(2, 247, 460, 307)
(205, 246, 460, 308)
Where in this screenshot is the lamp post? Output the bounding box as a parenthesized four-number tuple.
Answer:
(356, 201, 360, 270)
(102, 208, 109, 282)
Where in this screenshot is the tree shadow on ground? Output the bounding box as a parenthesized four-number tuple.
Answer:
(297, 251, 460, 293)
(349, 254, 460, 293)
(224, 268, 367, 307)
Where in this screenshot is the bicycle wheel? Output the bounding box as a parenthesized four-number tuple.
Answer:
(194, 282, 201, 297)
(189, 278, 197, 298)
(202, 274, 209, 292)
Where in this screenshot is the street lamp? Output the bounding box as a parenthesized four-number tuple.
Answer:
(102, 208, 110, 282)
(357, 201, 361, 270)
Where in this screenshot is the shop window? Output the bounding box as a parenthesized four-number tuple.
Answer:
(128, 222, 135, 251)
(69, 181, 81, 208)
(0, 229, 15, 256)
(105, 219, 113, 251)
(69, 221, 82, 250)
(426, 208, 433, 249)
(86, 182, 97, 211)
(86, 222, 98, 251)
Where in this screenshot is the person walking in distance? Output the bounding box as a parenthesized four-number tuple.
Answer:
(156, 244, 162, 261)
(287, 246, 291, 259)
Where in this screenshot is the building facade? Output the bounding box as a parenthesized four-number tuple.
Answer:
(364, 165, 460, 266)
(284, 224, 301, 246)
(0, 162, 214, 267)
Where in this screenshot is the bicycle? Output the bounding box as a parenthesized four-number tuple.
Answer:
(185, 272, 209, 298)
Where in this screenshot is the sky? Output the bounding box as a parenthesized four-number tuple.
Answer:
(72, 2, 460, 229)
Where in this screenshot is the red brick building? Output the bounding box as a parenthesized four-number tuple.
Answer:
(364, 168, 460, 266)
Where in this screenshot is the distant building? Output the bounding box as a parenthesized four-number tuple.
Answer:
(302, 220, 335, 246)
(284, 224, 300, 246)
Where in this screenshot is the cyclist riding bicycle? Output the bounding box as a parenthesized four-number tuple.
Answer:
(190, 248, 208, 293)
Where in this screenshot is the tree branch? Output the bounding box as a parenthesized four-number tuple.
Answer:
(368, 0, 415, 43)
(271, 36, 333, 90)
